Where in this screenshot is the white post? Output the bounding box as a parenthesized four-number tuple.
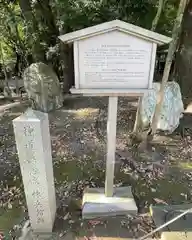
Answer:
(13, 109, 56, 233)
(105, 96, 118, 197)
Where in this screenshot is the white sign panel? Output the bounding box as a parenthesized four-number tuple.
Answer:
(76, 31, 153, 89)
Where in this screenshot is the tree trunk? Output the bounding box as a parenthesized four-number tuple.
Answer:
(15, 76, 19, 96)
(133, 97, 143, 133)
(133, 0, 164, 135)
(151, 0, 164, 31)
(174, 0, 192, 98)
(19, 0, 45, 62)
(150, 0, 188, 136)
(0, 41, 12, 99)
(34, 0, 59, 46)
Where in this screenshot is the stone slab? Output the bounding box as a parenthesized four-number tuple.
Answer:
(82, 187, 137, 219)
(150, 204, 192, 240)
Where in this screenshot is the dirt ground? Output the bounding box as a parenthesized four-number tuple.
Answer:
(0, 96, 192, 239)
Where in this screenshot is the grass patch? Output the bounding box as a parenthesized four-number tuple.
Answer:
(179, 162, 192, 170)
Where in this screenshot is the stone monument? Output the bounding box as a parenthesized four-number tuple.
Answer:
(59, 19, 172, 219)
(140, 81, 184, 133)
(23, 62, 63, 112)
(13, 109, 56, 232)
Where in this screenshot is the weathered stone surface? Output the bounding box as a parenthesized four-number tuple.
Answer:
(23, 63, 63, 112)
(141, 81, 184, 133)
(13, 109, 56, 232)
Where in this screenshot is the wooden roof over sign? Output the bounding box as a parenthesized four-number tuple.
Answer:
(59, 19, 172, 45)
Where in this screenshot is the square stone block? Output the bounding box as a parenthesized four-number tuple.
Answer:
(13, 109, 56, 232)
(82, 186, 137, 219)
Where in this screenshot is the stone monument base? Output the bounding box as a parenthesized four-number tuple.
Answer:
(82, 186, 137, 219)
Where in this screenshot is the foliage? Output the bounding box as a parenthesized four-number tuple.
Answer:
(0, 0, 178, 86)
(0, 0, 28, 76)
(158, 0, 179, 35)
(56, 0, 157, 32)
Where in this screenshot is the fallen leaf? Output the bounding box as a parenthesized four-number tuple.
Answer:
(153, 198, 168, 205)
(63, 212, 70, 220)
(68, 220, 75, 224)
(89, 220, 102, 226)
(8, 202, 12, 209)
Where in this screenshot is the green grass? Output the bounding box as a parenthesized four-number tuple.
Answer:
(0, 205, 23, 231)
(179, 162, 192, 170)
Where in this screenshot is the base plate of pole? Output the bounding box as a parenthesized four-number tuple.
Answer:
(82, 186, 137, 219)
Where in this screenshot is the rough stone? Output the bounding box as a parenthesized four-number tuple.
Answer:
(23, 63, 63, 112)
(141, 81, 184, 133)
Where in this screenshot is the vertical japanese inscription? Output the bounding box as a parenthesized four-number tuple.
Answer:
(13, 110, 56, 231)
(23, 125, 45, 224)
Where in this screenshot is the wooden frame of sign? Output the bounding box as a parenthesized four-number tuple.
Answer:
(59, 20, 172, 219)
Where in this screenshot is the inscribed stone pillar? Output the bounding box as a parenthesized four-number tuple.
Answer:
(13, 109, 56, 232)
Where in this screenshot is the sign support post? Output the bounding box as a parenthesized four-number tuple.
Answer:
(82, 95, 137, 218)
(59, 19, 172, 219)
(105, 96, 118, 197)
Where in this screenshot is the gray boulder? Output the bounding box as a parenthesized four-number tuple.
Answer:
(23, 63, 63, 112)
(141, 81, 184, 133)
